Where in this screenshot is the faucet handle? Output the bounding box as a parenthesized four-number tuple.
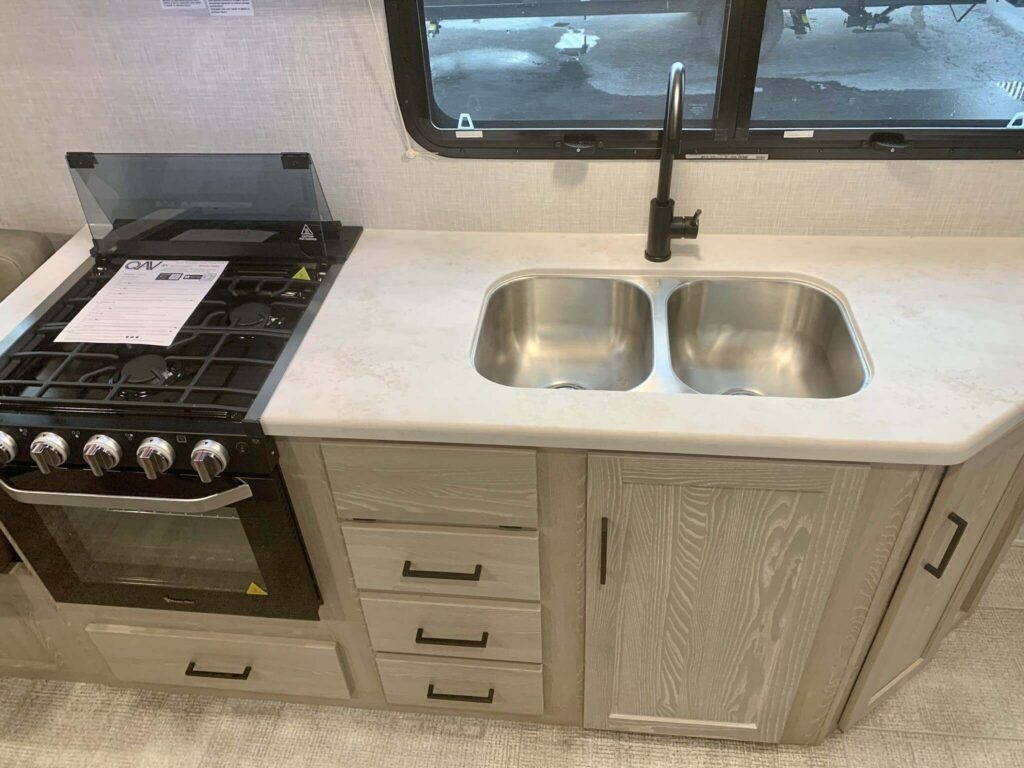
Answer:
(672, 208, 702, 240)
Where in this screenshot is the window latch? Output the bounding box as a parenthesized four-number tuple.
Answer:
(865, 132, 912, 153)
(558, 135, 598, 155)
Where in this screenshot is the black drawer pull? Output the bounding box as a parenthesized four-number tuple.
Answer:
(426, 683, 495, 704)
(185, 661, 252, 681)
(600, 516, 609, 585)
(924, 512, 968, 579)
(402, 560, 483, 581)
(415, 627, 489, 648)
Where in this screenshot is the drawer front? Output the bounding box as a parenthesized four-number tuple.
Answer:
(361, 594, 542, 663)
(86, 624, 351, 700)
(377, 653, 543, 715)
(323, 441, 538, 528)
(342, 523, 540, 600)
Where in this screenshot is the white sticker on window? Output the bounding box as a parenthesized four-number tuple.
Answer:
(208, 0, 253, 16)
(685, 153, 770, 161)
(783, 130, 815, 139)
(161, 0, 206, 8)
(1009, 113, 1024, 130)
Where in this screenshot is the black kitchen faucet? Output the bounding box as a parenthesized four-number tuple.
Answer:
(644, 61, 702, 262)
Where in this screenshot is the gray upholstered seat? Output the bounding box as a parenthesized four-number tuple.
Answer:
(0, 229, 54, 301)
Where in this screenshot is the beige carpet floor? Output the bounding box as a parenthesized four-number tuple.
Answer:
(1, 546, 1022, 768)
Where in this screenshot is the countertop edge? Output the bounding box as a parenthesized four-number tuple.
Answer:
(261, 406, 1024, 466)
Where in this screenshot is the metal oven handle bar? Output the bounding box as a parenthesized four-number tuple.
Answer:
(0, 477, 253, 514)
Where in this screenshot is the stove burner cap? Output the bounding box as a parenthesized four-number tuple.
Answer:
(229, 302, 273, 328)
(121, 354, 173, 386)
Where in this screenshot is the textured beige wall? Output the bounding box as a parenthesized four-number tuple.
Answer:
(1, 0, 1022, 238)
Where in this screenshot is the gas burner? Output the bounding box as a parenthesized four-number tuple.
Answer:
(119, 354, 176, 386)
(229, 302, 275, 329)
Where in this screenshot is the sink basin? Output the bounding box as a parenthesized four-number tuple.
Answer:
(474, 276, 653, 391)
(472, 272, 869, 399)
(666, 279, 868, 398)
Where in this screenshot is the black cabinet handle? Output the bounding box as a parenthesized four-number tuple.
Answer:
(185, 661, 251, 681)
(924, 512, 968, 579)
(426, 683, 495, 704)
(415, 628, 489, 648)
(402, 560, 482, 581)
(600, 516, 609, 585)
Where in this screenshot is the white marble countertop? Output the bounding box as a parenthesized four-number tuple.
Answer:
(3, 228, 1022, 466)
(261, 229, 1024, 465)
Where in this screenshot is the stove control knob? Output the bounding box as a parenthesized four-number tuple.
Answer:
(0, 432, 17, 466)
(30, 432, 69, 475)
(136, 437, 175, 480)
(83, 435, 122, 477)
(190, 440, 228, 484)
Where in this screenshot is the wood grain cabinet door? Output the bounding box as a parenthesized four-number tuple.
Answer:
(840, 430, 1024, 730)
(584, 453, 870, 742)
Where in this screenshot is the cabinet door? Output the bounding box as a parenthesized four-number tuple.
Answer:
(585, 454, 869, 742)
(840, 430, 1024, 729)
(0, 565, 61, 671)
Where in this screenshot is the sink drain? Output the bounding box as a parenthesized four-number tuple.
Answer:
(720, 387, 762, 397)
(547, 381, 587, 391)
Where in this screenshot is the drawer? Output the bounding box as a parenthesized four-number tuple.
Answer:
(342, 523, 540, 600)
(323, 441, 537, 528)
(361, 593, 542, 663)
(376, 653, 543, 715)
(86, 624, 351, 700)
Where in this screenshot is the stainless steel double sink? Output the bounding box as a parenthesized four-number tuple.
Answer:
(472, 274, 870, 399)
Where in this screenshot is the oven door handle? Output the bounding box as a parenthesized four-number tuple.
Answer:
(0, 477, 253, 514)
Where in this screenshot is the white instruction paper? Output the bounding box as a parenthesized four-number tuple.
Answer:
(161, 0, 206, 9)
(55, 260, 227, 347)
(207, 0, 253, 16)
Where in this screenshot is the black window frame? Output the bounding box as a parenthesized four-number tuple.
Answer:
(384, 0, 1024, 160)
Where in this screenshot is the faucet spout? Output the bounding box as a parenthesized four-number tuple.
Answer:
(645, 62, 701, 262)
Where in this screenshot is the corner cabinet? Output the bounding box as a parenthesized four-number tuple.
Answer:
(840, 426, 1024, 728)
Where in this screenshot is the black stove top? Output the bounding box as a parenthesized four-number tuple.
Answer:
(0, 263, 317, 421)
(0, 152, 360, 481)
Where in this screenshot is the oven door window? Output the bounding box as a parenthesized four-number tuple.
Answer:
(38, 503, 264, 593)
(0, 469, 320, 619)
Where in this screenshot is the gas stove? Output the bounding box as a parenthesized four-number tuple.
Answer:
(0, 152, 356, 620)
(0, 264, 322, 476)
(0, 151, 361, 483)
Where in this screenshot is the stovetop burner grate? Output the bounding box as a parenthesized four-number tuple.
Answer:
(0, 266, 318, 420)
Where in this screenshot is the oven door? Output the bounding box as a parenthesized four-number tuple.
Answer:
(0, 468, 321, 620)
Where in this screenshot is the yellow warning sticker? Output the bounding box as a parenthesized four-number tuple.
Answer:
(291, 266, 311, 281)
(246, 582, 268, 596)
